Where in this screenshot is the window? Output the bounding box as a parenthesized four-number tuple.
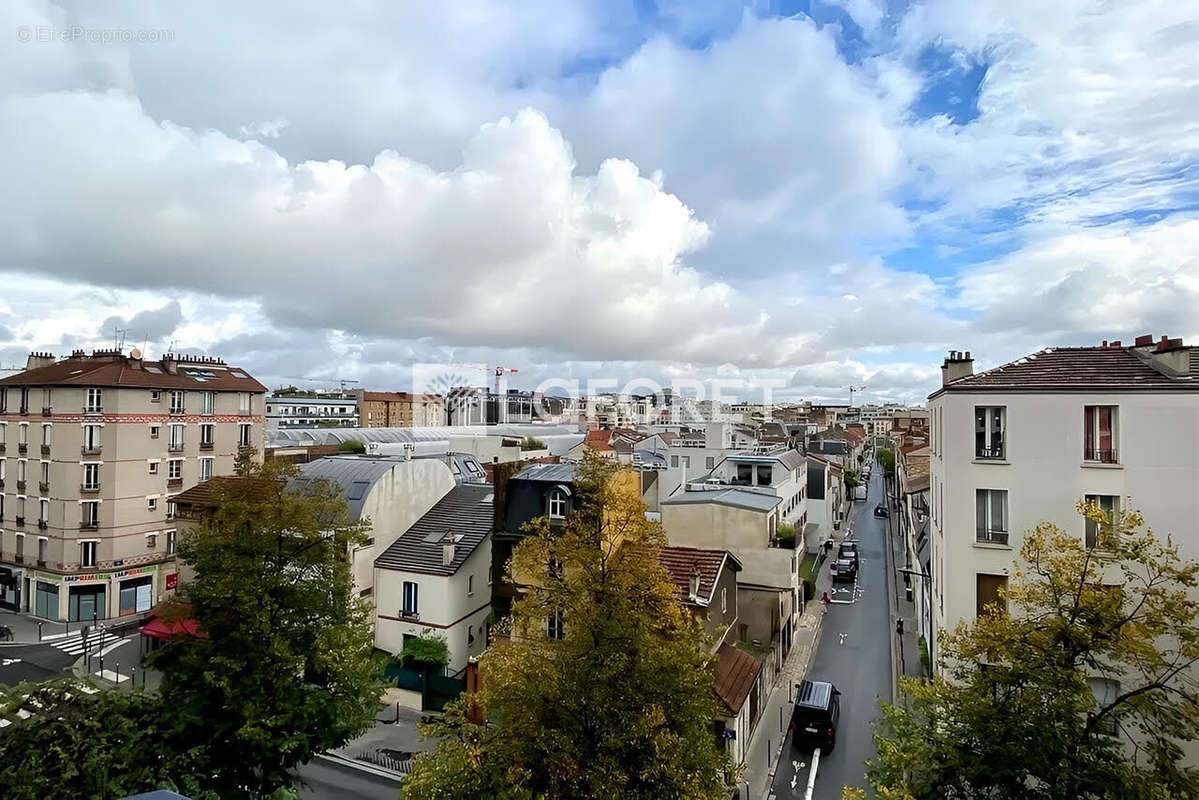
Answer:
(168, 424, 184, 451)
(199, 458, 214, 482)
(16, 459, 25, 481)
(39, 499, 48, 523)
(150, 390, 161, 403)
(548, 490, 567, 519)
(721, 587, 728, 614)
(18, 424, 27, 445)
(0, 388, 5, 412)
(41, 423, 51, 446)
(238, 392, 251, 414)
(735, 463, 753, 485)
(169, 390, 185, 414)
(975, 489, 1008, 545)
(201, 391, 214, 414)
(166, 501, 177, 520)
(706, 456, 715, 469)
(671, 455, 679, 468)
(467, 574, 474, 596)
(1089, 678, 1120, 736)
(148, 461, 159, 475)
(37, 537, 47, 563)
(147, 497, 158, 512)
(168, 459, 183, 480)
(166, 529, 176, 554)
(974, 406, 1005, 459)
(756, 464, 772, 485)
(1084, 494, 1119, 549)
(1084, 406, 1118, 463)
(85, 388, 102, 413)
(239, 424, 252, 446)
(83, 424, 102, 453)
(81, 501, 100, 528)
(15, 533, 23, 558)
(40, 461, 48, 484)
(82, 463, 100, 490)
(200, 424, 214, 447)
(976, 573, 1008, 618)
(547, 610, 565, 641)
(402, 581, 419, 616)
(81, 540, 98, 567)
(146, 533, 157, 549)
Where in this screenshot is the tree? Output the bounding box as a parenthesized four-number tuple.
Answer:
(0, 680, 211, 800)
(398, 630, 451, 672)
(404, 454, 736, 800)
(876, 447, 896, 476)
(520, 436, 547, 451)
(870, 504, 1199, 800)
(151, 458, 385, 798)
(844, 469, 861, 491)
(337, 439, 366, 453)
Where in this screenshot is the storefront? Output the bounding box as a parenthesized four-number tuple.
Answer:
(118, 574, 154, 616)
(0, 566, 21, 612)
(35, 578, 59, 620)
(68, 583, 106, 622)
(28, 564, 161, 621)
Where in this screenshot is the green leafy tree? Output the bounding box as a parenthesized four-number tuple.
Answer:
(398, 630, 451, 672)
(844, 468, 861, 491)
(337, 439, 367, 453)
(520, 436, 548, 451)
(0, 681, 211, 800)
(405, 454, 736, 800)
(870, 504, 1199, 800)
(876, 447, 896, 476)
(151, 458, 385, 798)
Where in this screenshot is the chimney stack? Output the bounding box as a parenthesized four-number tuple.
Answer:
(442, 536, 456, 567)
(941, 349, 974, 387)
(25, 351, 55, 371)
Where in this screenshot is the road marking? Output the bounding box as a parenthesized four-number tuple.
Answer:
(1, 658, 20, 666)
(838, 633, 847, 645)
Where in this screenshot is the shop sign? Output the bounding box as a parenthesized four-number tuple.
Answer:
(165, 573, 179, 591)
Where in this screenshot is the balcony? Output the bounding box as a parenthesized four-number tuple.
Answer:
(15, 516, 25, 527)
(37, 520, 47, 531)
(41, 406, 52, 417)
(81, 445, 102, 456)
(0, 443, 5, 453)
(199, 441, 214, 451)
(167, 442, 185, 453)
(975, 445, 1005, 460)
(79, 519, 99, 531)
(18, 405, 28, 416)
(976, 528, 1009, 546)
(80, 483, 101, 494)
(17, 443, 27, 455)
(167, 477, 183, 489)
(40, 444, 50, 456)
(1083, 448, 1118, 464)
(16, 480, 26, 493)
(38, 481, 49, 494)
(13, 555, 23, 565)
(0, 478, 4, 489)
(83, 406, 103, 415)
(399, 608, 421, 621)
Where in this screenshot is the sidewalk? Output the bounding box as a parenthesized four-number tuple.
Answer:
(741, 531, 839, 799)
(0, 609, 71, 643)
(882, 475, 924, 702)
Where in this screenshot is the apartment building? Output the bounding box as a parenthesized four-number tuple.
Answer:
(926, 337, 1199, 668)
(265, 394, 358, 431)
(356, 391, 445, 428)
(0, 350, 265, 620)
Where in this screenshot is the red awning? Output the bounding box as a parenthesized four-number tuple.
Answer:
(139, 616, 206, 640)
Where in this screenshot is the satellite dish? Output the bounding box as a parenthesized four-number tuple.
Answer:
(130, 348, 142, 359)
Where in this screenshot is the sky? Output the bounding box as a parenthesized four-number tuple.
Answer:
(2, 0, 1197, 405)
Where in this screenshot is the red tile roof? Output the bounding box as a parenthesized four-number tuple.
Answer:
(936, 347, 1198, 394)
(658, 546, 736, 604)
(583, 429, 613, 451)
(0, 353, 266, 392)
(713, 643, 763, 716)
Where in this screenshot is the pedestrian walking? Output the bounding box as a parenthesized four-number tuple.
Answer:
(821, 591, 831, 611)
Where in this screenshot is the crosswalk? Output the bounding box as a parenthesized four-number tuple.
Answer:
(47, 630, 129, 657)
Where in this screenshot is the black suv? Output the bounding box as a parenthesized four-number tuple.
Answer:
(790, 680, 841, 752)
(838, 540, 859, 569)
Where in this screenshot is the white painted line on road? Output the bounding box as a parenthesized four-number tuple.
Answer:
(805, 747, 821, 800)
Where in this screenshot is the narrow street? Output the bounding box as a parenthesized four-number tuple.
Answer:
(771, 467, 893, 799)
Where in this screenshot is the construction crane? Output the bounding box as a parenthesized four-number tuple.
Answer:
(847, 385, 867, 407)
(492, 366, 519, 395)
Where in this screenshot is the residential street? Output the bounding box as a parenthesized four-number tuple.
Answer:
(0, 642, 77, 687)
(771, 468, 893, 799)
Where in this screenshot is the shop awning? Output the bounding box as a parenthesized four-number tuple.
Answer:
(139, 616, 205, 640)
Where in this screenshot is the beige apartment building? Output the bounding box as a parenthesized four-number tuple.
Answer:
(356, 391, 445, 427)
(0, 349, 265, 621)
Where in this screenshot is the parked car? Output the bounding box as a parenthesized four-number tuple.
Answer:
(873, 504, 888, 518)
(829, 557, 857, 582)
(838, 540, 859, 569)
(790, 679, 841, 752)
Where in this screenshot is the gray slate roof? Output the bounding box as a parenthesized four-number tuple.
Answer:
(661, 488, 781, 512)
(375, 483, 494, 576)
(514, 462, 579, 483)
(294, 456, 406, 519)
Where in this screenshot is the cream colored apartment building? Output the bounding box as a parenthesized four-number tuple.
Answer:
(0, 349, 266, 621)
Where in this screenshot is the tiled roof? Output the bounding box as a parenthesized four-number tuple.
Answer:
(374, 483, 493, 576)
(0, 354, 266, 392)
(658, 546, 739, 605)
(583, 429, 613, 451)
(936, 347, 1198, 394)
(713, 643, 763, 716)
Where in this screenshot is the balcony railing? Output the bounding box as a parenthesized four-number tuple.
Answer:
(37, 520, 47, 530)
(38, 481, 49, 494)
(40, 444, 50, 456)
(36, 559, 46, 567)
(167, 477, 183, 489)
(81, 445, 102, 456)
(13, 554, 23, 564)
(42, 406, 52, 417)
(17, 443, 27, 455)
(1083, 448, 1118, 464)
(79, 520, 99, 530)
(199, 441, 214, 451)
(15, 516, 25, 527)
(399, 608, 421, 621)
(18, 405, 28, 416)
(16, 480, 26, 493)
(0, 443, 5, 453)
(80, 483, 101, 494)
(84, 405, 103, 414)
(975, 445, 1005, 460)
(167, 442, 185, 453)
(976, 528, 1009, 546)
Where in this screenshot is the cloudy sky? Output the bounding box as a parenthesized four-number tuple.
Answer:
(2, 1, 1197, 404)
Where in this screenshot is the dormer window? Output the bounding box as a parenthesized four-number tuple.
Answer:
(548, 489, 567, 519)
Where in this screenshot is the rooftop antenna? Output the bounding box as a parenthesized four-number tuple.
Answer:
(113, 327, 128, 351)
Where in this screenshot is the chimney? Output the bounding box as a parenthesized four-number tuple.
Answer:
(688, 566, 702, 600)
(941, 350, 974, 386)
(442, 535, 456, 567)
(162, 354, 178, 374)
(25, 351, 55, 371)
(1134, 334, 1154, 348)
